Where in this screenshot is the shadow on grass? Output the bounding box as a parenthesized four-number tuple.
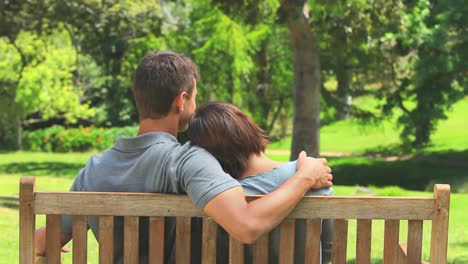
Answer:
(1, 150, 467, 193)
(0, 162, 82, 178)
(363, 144, 468, 160)
(452, 241, 468, 248)
(346, 259, 385, 264)
(345, 258, 468, 264)
(0, 196, 18, 210)
(327, 150, 468, 193)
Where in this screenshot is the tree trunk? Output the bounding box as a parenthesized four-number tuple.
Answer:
(334, 24, 352, 120)
(2, 35, 27, 150)
(106, 56, 126, 126)
(0, 89, 20, 150)
(282, 0, 321, 159)
(336, 62, 352, 120)
(413, 92, 432, 147)
(254, 41, 272, 131)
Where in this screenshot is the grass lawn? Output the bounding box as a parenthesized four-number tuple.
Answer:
(2, 98, 467, 263)
(1, 152, 467, 263)
(268, 97, 468, 193)
(270, 97, 468, 154)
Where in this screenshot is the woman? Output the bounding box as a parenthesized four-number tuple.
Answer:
(188, 102, 332, 264)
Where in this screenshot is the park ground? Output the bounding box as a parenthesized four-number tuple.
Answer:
(1, 98, 467, 263)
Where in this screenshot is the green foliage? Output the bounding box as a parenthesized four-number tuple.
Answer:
(0, 0, 466, 151)
(22, 126, 137, 152)
(14, 30, 95, 122)
(0, 28, 95, 149)
(0, 38, 19, 82)
(48, 0, 164, 126)
(190, 4, 266, 101)
(202, 0, 292, 128)
(380, 0, 467, 147)
(312, 0, 401, 120)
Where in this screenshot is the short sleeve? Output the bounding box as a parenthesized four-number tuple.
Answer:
(176, 146, 240, 209)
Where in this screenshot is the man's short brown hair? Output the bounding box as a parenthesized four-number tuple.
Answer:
(188, 102, 269, 179)
(133, 51, 199, 119)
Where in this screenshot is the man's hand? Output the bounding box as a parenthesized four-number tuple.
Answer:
(203, 151, 333, 244)
(296, 151, 333, 190)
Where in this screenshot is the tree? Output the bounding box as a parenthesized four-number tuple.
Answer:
(206, 0, 294, 134)
(0, 0, 94, 149)
(0, 30, 94, 149)
(312, 0, 402, 120)
(381, 0, 467, 147)
(0, 37, 24, 149)
(47, 0, 163, 126)
(280, 0, 322, 158)
(0, 0, 34, 148)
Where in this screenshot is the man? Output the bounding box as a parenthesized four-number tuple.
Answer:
(35, 51, 333, 263)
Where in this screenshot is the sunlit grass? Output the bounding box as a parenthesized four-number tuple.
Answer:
(3, 173, 467, 263)
(269, 97, 468, 154)
(3, 97, 467, 263)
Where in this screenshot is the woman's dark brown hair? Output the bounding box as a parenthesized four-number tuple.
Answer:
(188, 102, 268, 179)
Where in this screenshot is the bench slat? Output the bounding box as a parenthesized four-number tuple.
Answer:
(202, 218, 217, 264)
(332, 219, 348, 264)
(398, 243, 430, 264)
(46, 214, 62, 264)
(99, 216, 114, 264)
(253, 233, 268, 264)
(124, 216, 139, 264)
(304, 219, 321, 263)
(431, 184, 450, 264)
(72, 215, 88, 264)
(19, 177, 35, 264)
(19, 177, 451, 264)
(229, 236, 244, 264)
(176, 217, 191, 264)
(34, 193, 435, 219)
(383, 220, 400, 264)
(149, 217, 165, 264)
(407, 220, 423, 263)
(279, 219, 295, 264)
(356, 219, 372, 264)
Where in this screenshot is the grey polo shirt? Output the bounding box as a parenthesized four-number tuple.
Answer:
(60, 131, 240, 263)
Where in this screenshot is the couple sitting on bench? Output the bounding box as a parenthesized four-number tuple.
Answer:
(34, 51, 334, 263)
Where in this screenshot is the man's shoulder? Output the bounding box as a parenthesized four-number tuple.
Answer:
(178, 141, 213, 155)
(168, 141, 220, 166)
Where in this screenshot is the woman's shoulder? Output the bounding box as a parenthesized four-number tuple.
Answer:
(239, 161, 298, 194)
(243, 160, 297, 179)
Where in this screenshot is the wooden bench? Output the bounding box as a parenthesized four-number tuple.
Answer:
(19, 176, 450, 264)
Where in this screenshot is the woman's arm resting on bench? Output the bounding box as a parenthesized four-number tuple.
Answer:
(35, 227, 72, 257)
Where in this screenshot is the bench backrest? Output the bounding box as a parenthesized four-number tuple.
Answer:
(19, 176, 450, 264)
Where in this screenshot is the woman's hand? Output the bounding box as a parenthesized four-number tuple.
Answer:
(35, 227, 71, 263)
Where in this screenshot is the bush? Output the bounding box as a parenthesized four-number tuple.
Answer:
(22, 125, 138, 152)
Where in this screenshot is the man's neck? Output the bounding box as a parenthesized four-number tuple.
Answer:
(137, 115, 179, 137)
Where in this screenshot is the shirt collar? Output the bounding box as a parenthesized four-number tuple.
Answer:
(113, 131, 177, 151)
